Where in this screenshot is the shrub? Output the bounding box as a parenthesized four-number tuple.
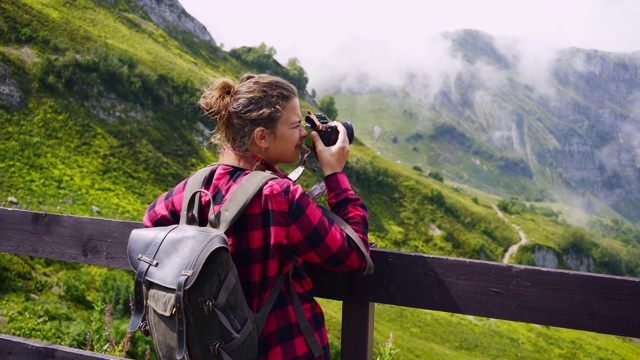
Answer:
(428, 171, 444, 182)
(60, 271, 92, 308)
(97, 269, 134, 319)
(375, 332, 400, 360)
(0, 254, 34, 292)
(85, 301, 136, 358)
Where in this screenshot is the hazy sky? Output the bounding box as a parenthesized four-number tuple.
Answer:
(179, 0, 640, 91)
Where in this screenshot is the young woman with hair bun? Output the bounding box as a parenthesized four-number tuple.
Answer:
(143, 73, 370, 359)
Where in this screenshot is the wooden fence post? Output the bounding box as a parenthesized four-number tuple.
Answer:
(340, 273, 375, 360)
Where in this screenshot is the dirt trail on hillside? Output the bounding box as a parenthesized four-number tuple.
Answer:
(492, 205, 529, 264)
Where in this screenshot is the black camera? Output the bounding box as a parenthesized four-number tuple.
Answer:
(304, 111, 354, 148)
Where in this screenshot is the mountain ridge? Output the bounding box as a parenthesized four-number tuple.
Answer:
(332, 29, 640, 223)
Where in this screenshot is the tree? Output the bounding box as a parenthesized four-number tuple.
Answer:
(229, 43, 278, 73)
(428, 171, 444, 182)
(318, 94, 338, 120)
(256, 42, 276, 57)
(286, 57, 308, 91)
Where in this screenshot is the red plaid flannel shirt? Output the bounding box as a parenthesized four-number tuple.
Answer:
(143, 164, 370, 359)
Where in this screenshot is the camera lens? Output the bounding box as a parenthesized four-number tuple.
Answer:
(340, 122, 354, 144)
(303, 112, 355, 148)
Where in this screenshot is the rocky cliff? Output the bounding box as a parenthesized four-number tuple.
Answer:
(343, 29, 640, 222)
(135, 0, 215, 45)
(97, 0, 215, 45)
(545, 49, 640, 219)
(0, 62, 22, 109)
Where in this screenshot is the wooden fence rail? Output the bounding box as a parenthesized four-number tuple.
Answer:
(1, 207, 639, 359)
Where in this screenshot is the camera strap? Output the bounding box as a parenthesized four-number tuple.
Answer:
(287, 147, 317, 182)
(286, 147, 327, 199)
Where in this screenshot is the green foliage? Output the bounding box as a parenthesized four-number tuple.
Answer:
(374, 333, 401, 360)
(229, 43, 309, 92)
(286, 57, 309, 90)
(498, 198, 558, 220)
(559, 227, 595, 256)
(0, 254, 34, 293)
(504, 211, 640, 277)
(318, 94, 338, 120)
(512, 243, 537, 266)
(228, 43, 278, 74)
(31, 44, 200, 109)
(97, 270, 134, 319)
(0, 293, 75, 344)
(588, 218, 640, 246)
(0, 257, 154, 359)
(60, 270, 93, 309)
(496, 155, 533, 179)
(428, 171, 444, 182)
(85, 301, 137, 358)
(497, 198, 527, 215)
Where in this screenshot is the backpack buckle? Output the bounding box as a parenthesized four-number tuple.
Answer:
(209, 340, 223, 355)
(137, 254, 158, 267)
(200, 298, 214, 315)
(140, 320, 150, 337)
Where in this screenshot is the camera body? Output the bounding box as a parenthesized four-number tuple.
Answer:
(304, 112, 354, 147)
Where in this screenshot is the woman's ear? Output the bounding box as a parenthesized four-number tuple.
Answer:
(252, 127, 271, 148)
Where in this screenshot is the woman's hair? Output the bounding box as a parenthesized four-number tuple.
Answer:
(199, 73, 298, 151)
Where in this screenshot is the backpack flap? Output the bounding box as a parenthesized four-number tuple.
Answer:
(128, 225, 229, 290)
(127, 225, 176, 272)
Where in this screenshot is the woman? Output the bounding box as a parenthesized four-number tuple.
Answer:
(142, 73, 370, 359)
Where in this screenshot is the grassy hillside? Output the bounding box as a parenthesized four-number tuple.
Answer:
(1, 1, 639, 359)
(334, 91, 549, 202)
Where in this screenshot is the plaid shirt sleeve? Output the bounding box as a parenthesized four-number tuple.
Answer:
(141, 166, 369, 359)
(286, 172, 370, 270)
(142, 177, 188, 227)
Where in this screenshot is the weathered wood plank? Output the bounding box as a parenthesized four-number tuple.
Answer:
(0, 334, 127, 360)
(0, 207, 140, 270)
(357, 249, 640, 337)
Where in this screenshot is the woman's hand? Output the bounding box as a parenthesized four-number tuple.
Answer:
(311, 122, 350, 176)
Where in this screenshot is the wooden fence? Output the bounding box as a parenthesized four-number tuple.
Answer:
(1, 207, 639, 359)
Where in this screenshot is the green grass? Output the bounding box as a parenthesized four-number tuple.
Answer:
(319, 299, 640, 360)
(13, 0, 232, 81)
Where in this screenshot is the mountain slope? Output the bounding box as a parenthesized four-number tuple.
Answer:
(333, 29, 640, 223)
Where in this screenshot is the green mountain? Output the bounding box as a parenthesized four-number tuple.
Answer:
(331, 29, 640, 224)
(1, 1, 639, 359)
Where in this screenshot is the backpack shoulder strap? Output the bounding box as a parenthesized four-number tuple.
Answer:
(179, 165, 214, 225)
(214, 171, 278, 232)
(256, 268, 324, 358)
(320, 206, 374, 275)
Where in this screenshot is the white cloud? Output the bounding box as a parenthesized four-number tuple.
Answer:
(179, 0, 640, 91)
